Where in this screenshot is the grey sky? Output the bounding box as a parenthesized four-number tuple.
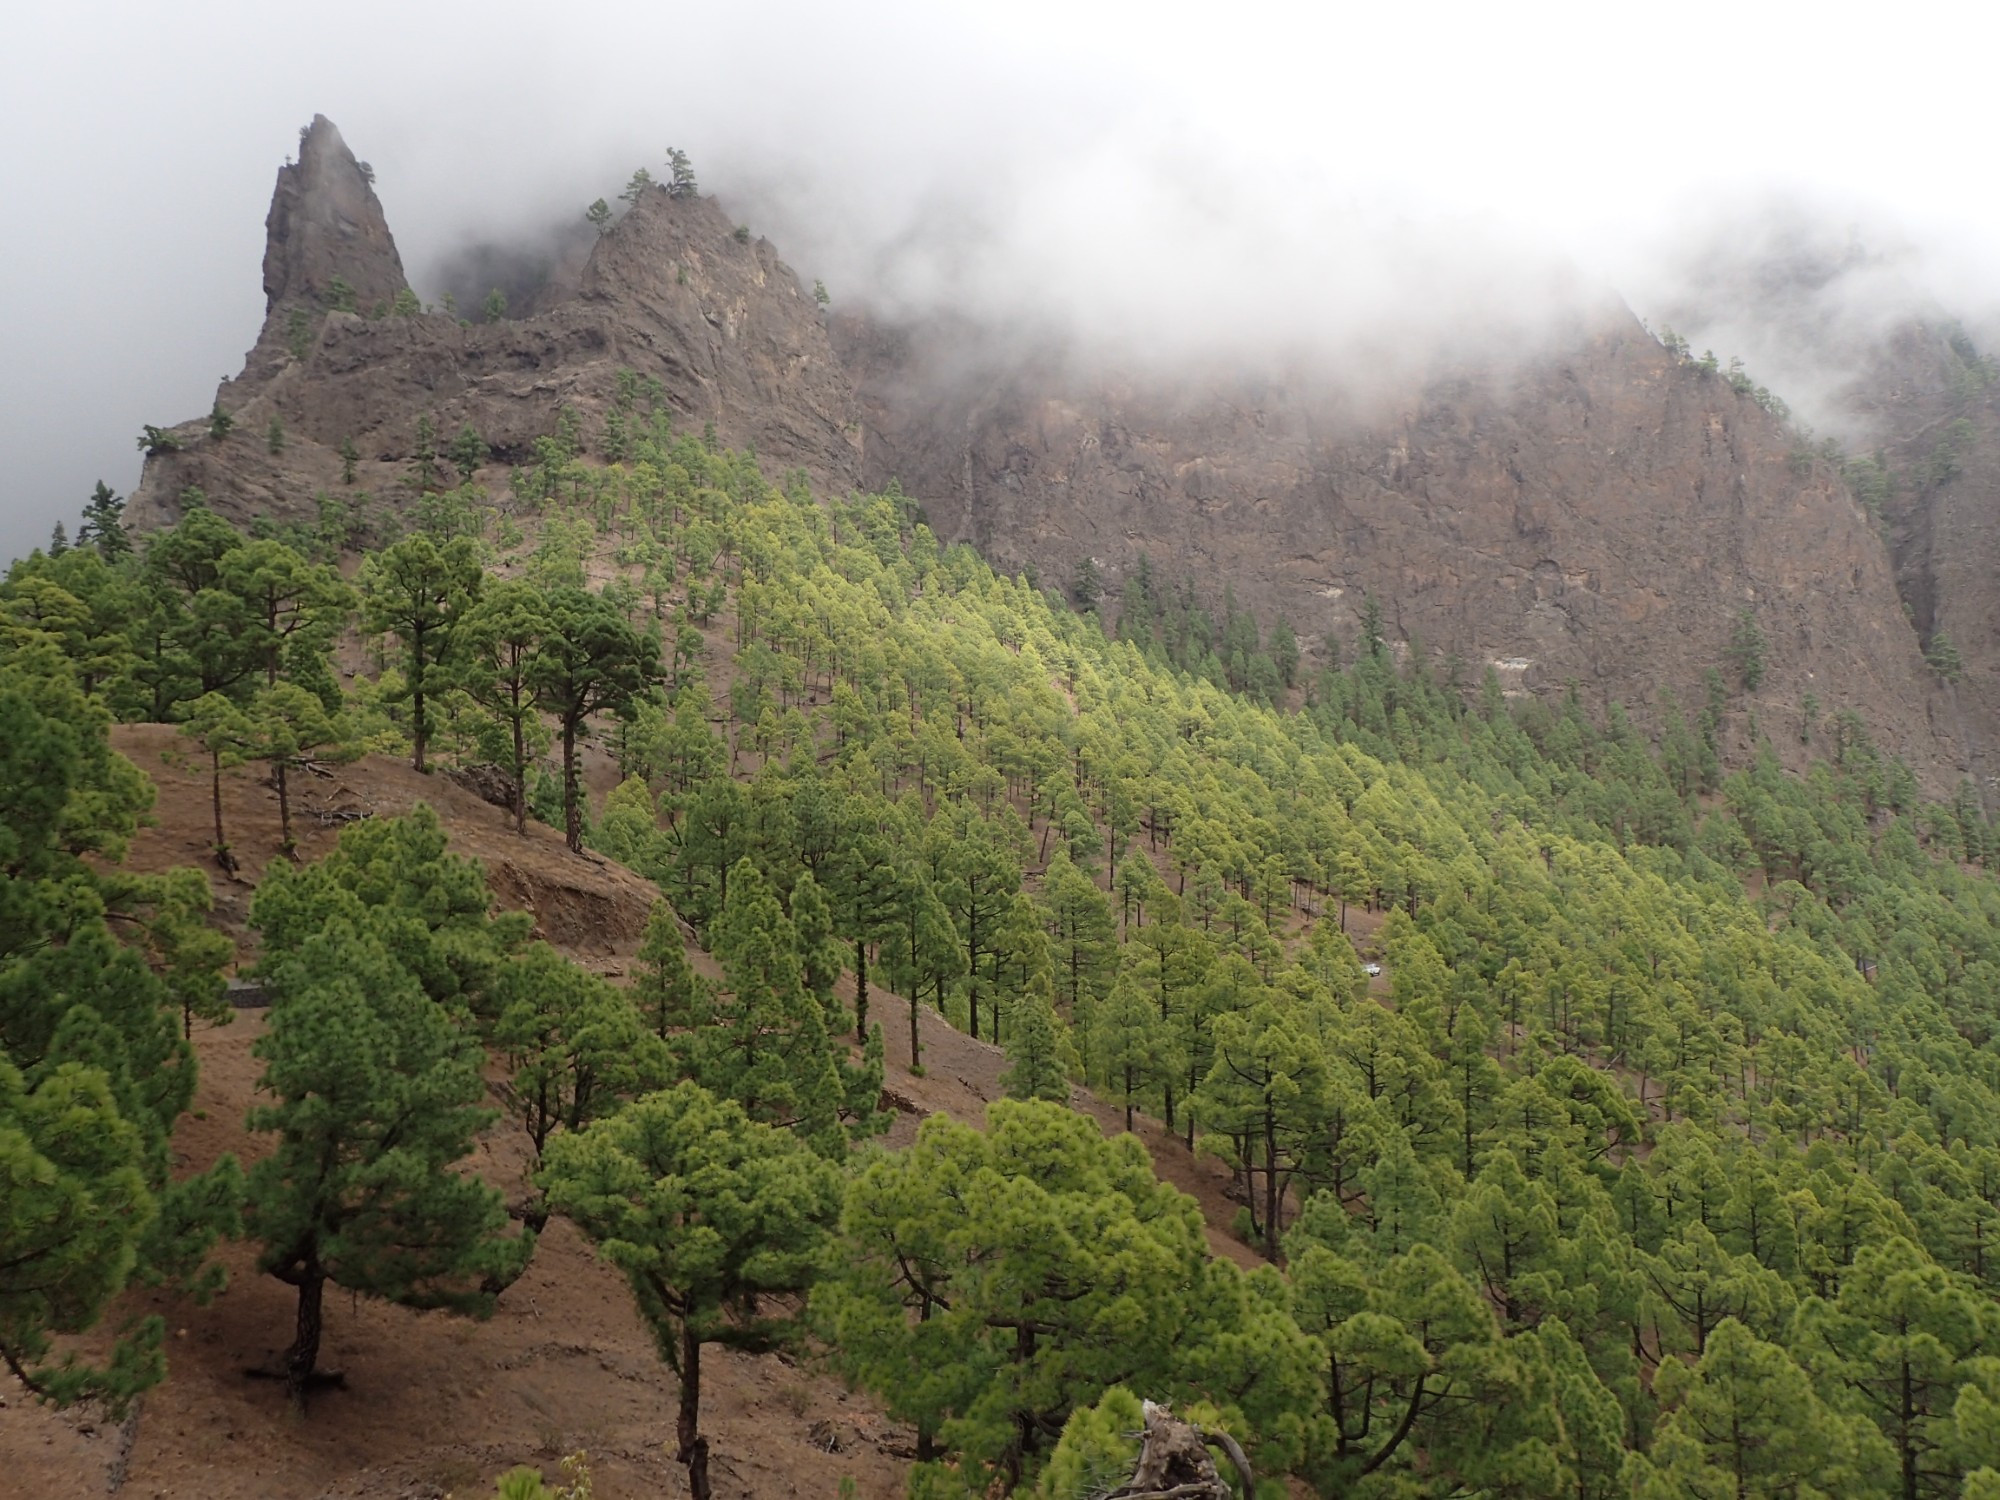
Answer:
(3, 0, 1994, 563)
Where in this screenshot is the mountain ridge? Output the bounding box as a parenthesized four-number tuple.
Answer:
(129, 116, 1972, 791)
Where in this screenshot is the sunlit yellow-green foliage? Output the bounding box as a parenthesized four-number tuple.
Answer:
(12, 396, 2000, 1495)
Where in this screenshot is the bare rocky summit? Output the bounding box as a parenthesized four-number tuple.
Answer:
(129, 119, 858, 536)
(129, 117, 1976, 788)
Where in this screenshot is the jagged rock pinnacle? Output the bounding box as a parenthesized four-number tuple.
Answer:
(262, 114, 408, 316)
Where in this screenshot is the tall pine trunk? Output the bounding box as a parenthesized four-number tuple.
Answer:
(286, 1268, 326, 1405)
(275, 757, 294, 854)
(411, 630, 429, 773)
(677, 1324, 710, 1500)
(854, 936, 869, 1043)
(511, 705, 528, 835)
(1264, 1105, 1282, 1261)
(562, 718, 582, 853)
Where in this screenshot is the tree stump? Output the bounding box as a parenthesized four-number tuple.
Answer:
(1104, 1402, 1253, 1500)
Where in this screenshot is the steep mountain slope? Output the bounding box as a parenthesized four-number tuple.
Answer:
(836, 310, 1963, 786)
(1652, 218, 2000, 802)
(128, 117, 858, 536)
(125, 117, 1966, 787)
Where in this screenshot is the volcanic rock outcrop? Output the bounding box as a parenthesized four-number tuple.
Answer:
(128, 117, 858, 535)
(129, 117, 1974, 788)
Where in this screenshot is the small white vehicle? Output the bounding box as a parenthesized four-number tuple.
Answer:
(1361, 962, 1382, 977)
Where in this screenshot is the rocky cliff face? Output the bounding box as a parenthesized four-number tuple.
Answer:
(837, 309, 1963, 784)
(128, 118, 1970, 787)
(264, 116, 408, 317)
(1846, 327, 2000, 801)
(129, 123, 857, 535)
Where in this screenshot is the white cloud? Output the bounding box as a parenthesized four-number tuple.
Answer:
(4, 0, 1996, 559)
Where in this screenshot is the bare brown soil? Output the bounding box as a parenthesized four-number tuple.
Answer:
(105, 722, 661, 965)
(3, 729, 1271, 1497)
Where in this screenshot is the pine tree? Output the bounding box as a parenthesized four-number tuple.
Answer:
(359, 534, 483, 773)
(181, 691, 256, 870)
(245, 911, 534, 1402)
(527, 587, 660, 852)
(1039, 850, 1117, 1018)
(790, 870, 845, 1017)
(1086, 974, 1170, 1130)
(1628, 1318, 1885, 1498)
(490, 942, 668, 1178)
(217, 536, 354, 687)
(249, 806, 529, 1014)
(824, 809, 907, 1043)
(76, 481, 129, 558)
(449, 423, 487, 485)
(454, 581, 551, 833)
(688, 860, 848, 1154)
(1925, 632, 1965, 682)
(539, 1082, 841, 1500)
(1728, 607, 1767, 691)
(1793, 1236, 1995, 1500)
(242, 680, 353, 855)
(1000, 984, 1070, 1101)
(665, 147, 697, 198)
(0, 683, 242, 1405)
(633, 901, 707, 1040)
(814, 1101, 1271, 1487)
(1196, 994, 1325, 1256)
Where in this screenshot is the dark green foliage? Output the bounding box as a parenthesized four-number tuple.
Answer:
(0, 676, 238, 1409)
(77, 481, 129, 558)
(539, 1081, 841, 1499)
(1925, 631, 1964, 682)
(665, 147, 696, 198)
(285, 306, 314, 359)
(527, 586, 661, 852)
(1728, 606, 1767, 690)
(684, 860, 883, 1155)
(818, 1102, 1315, 1487)
(449, 423, 487, 484)
(246, 908, 534, 1400)
(1070, 556, 1102, 612)
(359, 533, 483, 772)
(252, 803, 528, 1000)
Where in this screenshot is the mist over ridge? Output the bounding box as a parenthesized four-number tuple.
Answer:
(5, 0, 1999, 561)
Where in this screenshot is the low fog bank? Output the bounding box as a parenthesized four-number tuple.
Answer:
(1613, 190, 2000, 443)
(5, 0, 1997, 562)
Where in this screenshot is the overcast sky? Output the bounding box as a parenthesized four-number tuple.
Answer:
(3, 0, 1995, 564)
